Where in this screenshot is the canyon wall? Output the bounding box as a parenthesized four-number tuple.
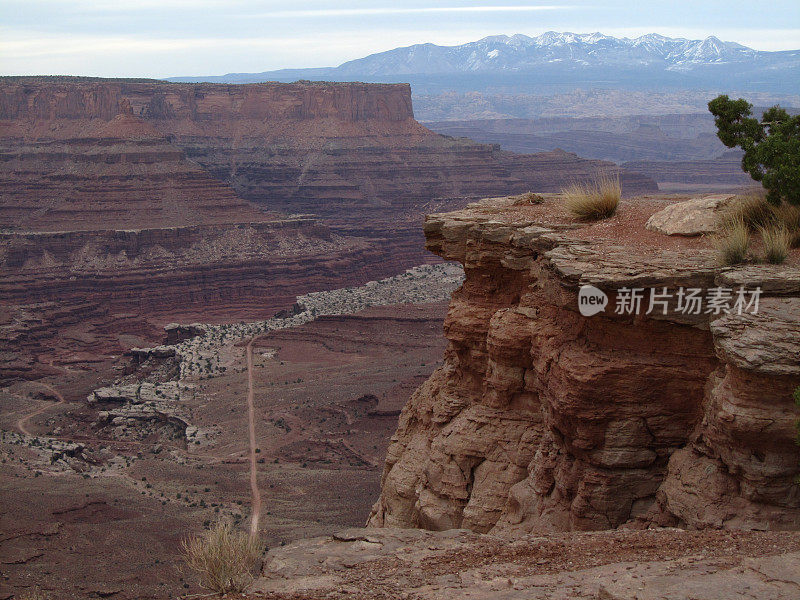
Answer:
(0, 77, 657, 228)
(369, 196, 800, 533)
(0, 77, 656, 384)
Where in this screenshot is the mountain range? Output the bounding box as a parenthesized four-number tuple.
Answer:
(169, 32, 800, 95)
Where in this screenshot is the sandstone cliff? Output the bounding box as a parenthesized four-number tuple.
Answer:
(369, 196, 800, 533)
(0, 77, 656, 230)
(0, 78, 656, 384)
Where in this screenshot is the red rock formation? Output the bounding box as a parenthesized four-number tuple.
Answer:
(0, 77, 656, 384)
(368, 196, 800, 533)
(0, 77, 656, 229)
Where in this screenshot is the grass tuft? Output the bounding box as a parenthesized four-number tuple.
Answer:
(773, 202, 800, 248)
(715, 217, 750, 266)
(721, 192, 800, 248)
(562, 173, 620, 220)
(760, 225, 791, 264)
(720, 192, 778, 231)
(181, 520, 265, 595)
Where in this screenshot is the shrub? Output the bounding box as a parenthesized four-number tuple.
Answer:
(715, 217, 750, 266)
(562, 173, 620, 220)
(774, 202, 800, 248)
(181, 520, 265, 595)
(760, 225, 791, 264)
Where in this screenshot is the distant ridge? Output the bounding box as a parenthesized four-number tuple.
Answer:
(167, 32, 800, 95)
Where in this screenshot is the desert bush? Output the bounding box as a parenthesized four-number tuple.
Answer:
(760, 225, 791, 264)
(181, 520, 265, 595)
(715, 217, 750, 266)
(562, 173, 620, 220)
(774, 202, 800, 248)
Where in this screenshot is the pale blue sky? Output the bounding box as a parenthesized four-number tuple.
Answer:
(2, 0, 799, 78)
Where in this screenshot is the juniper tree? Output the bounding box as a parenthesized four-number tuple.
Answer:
(708, 95, 800, 205)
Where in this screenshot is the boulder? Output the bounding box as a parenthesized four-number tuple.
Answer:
(645, 195, 734, 236)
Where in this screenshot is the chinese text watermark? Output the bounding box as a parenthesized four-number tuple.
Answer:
(578, 285, 761, 317)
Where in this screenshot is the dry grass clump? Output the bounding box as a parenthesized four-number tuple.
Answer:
(774, 203, 800, 248)
(721, 192, 800, 248)
(721, 192, 778, 231)
(715, 217, 750, 266)
(561, 174, 620, 220)
(760, 225, 791, 264)
(512, 191, 544, 205)
(182, 520, 265, 595)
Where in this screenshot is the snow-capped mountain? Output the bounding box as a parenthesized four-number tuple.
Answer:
(333, 32, 768, 75)
(168, 32, 800, 96)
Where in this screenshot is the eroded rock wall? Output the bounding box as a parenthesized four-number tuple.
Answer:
(0, 78, 656, 384)
(369, 198, 800, 533)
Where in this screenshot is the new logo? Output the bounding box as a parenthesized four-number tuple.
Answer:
(578, 285, 608, 317)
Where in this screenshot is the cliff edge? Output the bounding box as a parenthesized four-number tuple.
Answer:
(368, 194, 800, 533)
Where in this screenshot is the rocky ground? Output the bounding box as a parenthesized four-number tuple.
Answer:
(0, 264, 462, 600)
(253, 527, 800, 599)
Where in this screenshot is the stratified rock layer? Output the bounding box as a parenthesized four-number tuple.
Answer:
(368, 196, 800, 533)
(0, 78, 656, 384)
(0, 77, 657, 233)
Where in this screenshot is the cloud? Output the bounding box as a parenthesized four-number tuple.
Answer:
(0, 28, 499, 76)
(263, 6, 575, 18)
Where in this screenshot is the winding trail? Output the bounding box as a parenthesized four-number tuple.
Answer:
(15, 382, 65, 437)
(245, 336, 263, 539)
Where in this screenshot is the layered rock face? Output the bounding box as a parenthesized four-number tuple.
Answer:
(0, 78, 656, 384)
(0, 78, 656, 226)
(369, 196, 800, 533)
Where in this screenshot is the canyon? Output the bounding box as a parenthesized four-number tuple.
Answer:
(427, 115, 756, 192)
(0, 77, 656, 384)
(250, 192, 800, 599)
(2, 76, 798, 600)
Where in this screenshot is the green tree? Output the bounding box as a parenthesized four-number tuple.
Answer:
(708, 95, 800, 205)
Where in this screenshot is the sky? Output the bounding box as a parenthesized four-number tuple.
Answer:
(2, 0, 799, 78)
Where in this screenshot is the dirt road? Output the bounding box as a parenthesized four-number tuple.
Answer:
(15, 382, 65, 437)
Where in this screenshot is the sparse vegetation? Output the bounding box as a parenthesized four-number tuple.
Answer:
(181, 520, 265, 595)
(721, 192, 781, 231)
(719, 192, 800, 260)
(561, 173, 620, 220)
(715, 216, 750, 266)
(760, 225, 791, 264)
